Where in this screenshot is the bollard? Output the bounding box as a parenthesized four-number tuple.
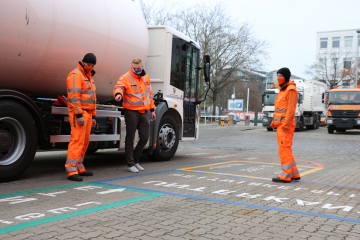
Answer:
(227, 117, 230, 128)
(245, 115, 250, 126)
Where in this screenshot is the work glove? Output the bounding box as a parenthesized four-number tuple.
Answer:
(77, 117, 85, 126)
(270, 121, 275, 129)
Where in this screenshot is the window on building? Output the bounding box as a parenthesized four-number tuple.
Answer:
(332, 37, 340, 48)
(320, 38, 328, 48)
(345, 36, 353, 47)
(344, 58, 351, 69)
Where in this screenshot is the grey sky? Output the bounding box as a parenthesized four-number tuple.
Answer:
(136, 0, 360, 79)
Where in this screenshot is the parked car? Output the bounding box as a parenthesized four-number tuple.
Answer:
(250, 115, 263, 123)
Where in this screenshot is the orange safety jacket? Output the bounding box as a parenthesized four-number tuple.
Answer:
(67, 63, 97, 116)
(272, 81, 298, 128)
(113, 69, 155, 111)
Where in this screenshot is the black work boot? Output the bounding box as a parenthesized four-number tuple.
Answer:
(272, 177, 290, 183)
(291, 177, 301, 181)
(68, 174, 83, 181)
(79, 170, 93, 176)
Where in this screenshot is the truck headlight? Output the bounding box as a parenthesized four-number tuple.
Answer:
(357, 120, 360, 125)
(263, 119, 268, 122)
(268, 113, 273, 117)
(327, 120, 333, 124)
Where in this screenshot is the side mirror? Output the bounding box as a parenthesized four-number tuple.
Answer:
(203, 55, 210, 83)
(261, 94, 265, 104)
(322, 92, 325, 103)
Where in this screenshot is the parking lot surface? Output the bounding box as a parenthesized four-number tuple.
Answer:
(1, 123, 360, 240)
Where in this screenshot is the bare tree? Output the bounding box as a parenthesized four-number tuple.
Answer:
(137, 1, 269, 114)
(137, 0, 174, 25)
(305, 49, 357, 89)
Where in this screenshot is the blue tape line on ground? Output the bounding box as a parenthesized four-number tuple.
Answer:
(91, 170, 176, 183)
(96, 182, 360, 224)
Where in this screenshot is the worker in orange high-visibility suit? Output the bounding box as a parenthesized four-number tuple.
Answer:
(270, 67, 301, 183)
(114, 58, 156, 173)
(65, 53, 97, 181)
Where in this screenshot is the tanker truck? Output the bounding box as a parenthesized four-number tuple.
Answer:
(261, 80, 326, 131)
(0, 0, 211, 181)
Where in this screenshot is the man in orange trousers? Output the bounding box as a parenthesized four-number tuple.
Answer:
(65, 53, 97, 181)
(270, 67, 301, 183)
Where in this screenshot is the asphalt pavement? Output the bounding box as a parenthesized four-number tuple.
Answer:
(1, 123, 360, 240)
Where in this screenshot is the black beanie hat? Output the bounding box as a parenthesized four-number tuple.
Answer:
(277, 67, 291, 82)
(82, 53, 96, 65)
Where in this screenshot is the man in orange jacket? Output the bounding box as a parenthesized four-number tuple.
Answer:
(65, 53, 97, 181)
(270, 68, 301, 183)
(114, 59, 156, 173)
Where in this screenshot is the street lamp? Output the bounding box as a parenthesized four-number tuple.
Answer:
(355, 30, 360, 88)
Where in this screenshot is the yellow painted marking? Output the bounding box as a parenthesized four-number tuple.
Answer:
(180, 169, 272, 180)
(178, 161, 322, 179)
(299, 167, 322, 177)
(177, 162, 235, 171)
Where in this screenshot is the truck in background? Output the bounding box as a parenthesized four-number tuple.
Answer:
(326, 88, 360, 134)
(0, 0, 210, 181)
(261, 80, 326, 131)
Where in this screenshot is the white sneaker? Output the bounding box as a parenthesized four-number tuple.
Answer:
(135, 163, 144, 171)
(128, 166, 139, 173)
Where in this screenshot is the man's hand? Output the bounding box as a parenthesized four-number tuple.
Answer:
(92, 119, 96, 127)
(77, 117, 85, 126)
(270, 121, 275, 129)
(151, 112, 156, 120)
(115, 94, 122, 102)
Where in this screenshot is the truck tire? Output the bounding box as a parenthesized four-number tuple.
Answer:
(150, 114, 179, 161)
(0, 100, 38, 181)
(86, 140, 99, 154)
(296, 118, 303, 132)
(327, 126, 334, 134)
(315, 116, 320, 129)
(306, 117, 317, 130)
(266, 128, 273, 131)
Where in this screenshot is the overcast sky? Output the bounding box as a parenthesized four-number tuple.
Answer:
(136, 0, 360, 79)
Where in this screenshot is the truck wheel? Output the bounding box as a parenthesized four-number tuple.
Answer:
(0, 100, 38, 181)
(327, 126, 334, 134)
(150, 114, 179, 161)
(315, 116, 320, 129)
(296, 119, 303, 132)
(266, 128, 273, 131)
(86, 140, 99, 154)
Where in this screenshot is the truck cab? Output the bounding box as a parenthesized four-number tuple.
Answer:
(261, 88, 279, 131)
(326, 88, 360, 133)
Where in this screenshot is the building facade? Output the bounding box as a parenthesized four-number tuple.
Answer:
(316, 29, 360, 88)
(265, 70, 304, 89)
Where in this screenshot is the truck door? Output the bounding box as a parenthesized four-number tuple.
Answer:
(183, 45, 199, 137)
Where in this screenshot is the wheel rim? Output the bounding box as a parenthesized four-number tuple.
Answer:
(0, 117, 26, 165)
(158, 123, 176, 152)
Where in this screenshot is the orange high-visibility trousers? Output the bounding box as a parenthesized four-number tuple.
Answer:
(65, 110, 92, 177)
(276, 125, 300, 181)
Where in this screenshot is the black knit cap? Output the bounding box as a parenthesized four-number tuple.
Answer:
(82, 53, 96, 65)
(277, 67, 291, 82)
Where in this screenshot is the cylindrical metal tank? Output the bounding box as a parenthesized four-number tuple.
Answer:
(0, 0, 149, 102)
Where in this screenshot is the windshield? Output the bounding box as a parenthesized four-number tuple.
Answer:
(329, 91, 360, 104)
(264, 93, 277, 105)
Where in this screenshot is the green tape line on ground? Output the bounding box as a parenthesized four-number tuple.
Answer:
(0, 183, 164, 234)
(0, 192, 163, 234)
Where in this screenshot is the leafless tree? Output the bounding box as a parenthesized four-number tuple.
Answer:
(137, 0, 174, 25)
(305, 49, 357, 89)
(137, 1, 269, 114)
